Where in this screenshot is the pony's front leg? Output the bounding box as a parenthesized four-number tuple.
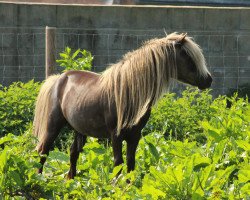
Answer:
(67, 133, 87, 179)
(111, 133, 123, 169)
(126, 132, 141, 173)
(110, 132, 124, 185)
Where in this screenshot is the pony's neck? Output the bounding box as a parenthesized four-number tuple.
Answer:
(99, 38, 177, 134)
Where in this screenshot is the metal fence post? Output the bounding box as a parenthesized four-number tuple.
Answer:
(45, 26, 56, 78)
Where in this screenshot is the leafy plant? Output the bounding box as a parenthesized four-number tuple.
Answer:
(0, 87, 249, 199)
(56, 47, 93, 71)
(227, 83, 250, 100)
(0, 80, 40, 137)
(143, 88, 213, 143)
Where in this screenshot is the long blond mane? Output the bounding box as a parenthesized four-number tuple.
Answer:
(99, 32, 208, 134)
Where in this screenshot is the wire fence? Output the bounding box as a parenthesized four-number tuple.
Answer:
(0, 29, 250, 96)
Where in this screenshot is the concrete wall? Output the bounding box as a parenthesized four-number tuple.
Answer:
(136, 0, 250, 6)
(0, 2, 250, 95)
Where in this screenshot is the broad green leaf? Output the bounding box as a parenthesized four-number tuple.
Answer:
(48, 151, 69, 162)
(66, 47, 71, 54)
(210, 165, 236, 188)
(72, 49, 81, 59)
(239, 182, 250, 197)
(192, 192, 203, 200)
(208, 129, 222, 141)
(9, 170, 23, 186)
(201, 164, 214, 188)
(59, 53, 69, 59)
(109, 165, 123, 180)
(0, 134, 13, 145)
(193, 154, 211, 172)
(236, 140, 250, 151)
(213, 139, 227, 163)
(238, 169, 250, 184)
(147, 142, 160, 161)
(141, 184, 166, 199)
(89, 168, 98, 180)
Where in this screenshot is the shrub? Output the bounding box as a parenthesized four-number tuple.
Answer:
(56, 47, 93, 71)
(0, 50, 249, 199)
(143, 88, 214, 143)
(0, 93, 249, 199)
(141, 94, 250, 200)
(227, 83, 250, 100)
(0, 80, 41, 137)
(0, 47, 93, 140)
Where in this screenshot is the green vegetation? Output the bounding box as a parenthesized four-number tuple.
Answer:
(0, 47, 93, 138)
(0, 81, 40, 137)
(0, 82, 249, 199)
(143, 88, 213, 143)
(0, 48, 249, 199)
(56, 47, 93, 72)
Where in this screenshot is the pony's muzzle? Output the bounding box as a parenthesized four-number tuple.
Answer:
(198, 74, 213, 90)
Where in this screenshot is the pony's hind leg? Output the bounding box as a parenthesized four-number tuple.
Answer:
(37, 105, 66, 174)
(67, 133, 87, 179)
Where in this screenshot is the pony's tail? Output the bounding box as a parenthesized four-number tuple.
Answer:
(33, 75, 60, 151)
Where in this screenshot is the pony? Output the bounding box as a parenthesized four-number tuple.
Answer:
(33, 32, 212, 179)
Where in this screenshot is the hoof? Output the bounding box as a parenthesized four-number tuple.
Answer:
(67, 171, 75, 180)
(67, 174, 74, 180)
(37, 168, 43, 174)
(126, 179, 131, 184)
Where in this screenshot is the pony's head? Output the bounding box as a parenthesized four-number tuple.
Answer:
(170, 33, 212, 89)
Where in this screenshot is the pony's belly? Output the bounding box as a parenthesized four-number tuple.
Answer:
(66, 110, 111, 139)
(73, 121, 110, 139)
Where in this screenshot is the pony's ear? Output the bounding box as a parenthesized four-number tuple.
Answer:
(175, 33, 187, 46)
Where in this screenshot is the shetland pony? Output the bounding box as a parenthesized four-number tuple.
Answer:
(33, 33, 212, 179)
